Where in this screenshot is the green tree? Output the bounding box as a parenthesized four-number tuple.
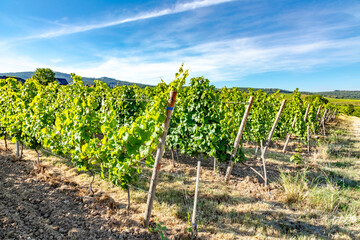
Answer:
(353, 108, 360, 117)
(32, 68, 56, 85)
(343, 104, 355, 115)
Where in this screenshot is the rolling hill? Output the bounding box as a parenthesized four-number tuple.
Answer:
(0, 71, 151, 88)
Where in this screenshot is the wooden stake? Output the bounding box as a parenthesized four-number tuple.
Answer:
(89, 171, 95, 195)
(268, 100, 286, 144)
(254, 144, 259, 159)
(326, 110, 333, 122)
(321, 109, 328, 136)
(304, 103, 310, 122)
(16, 141, 20, 157)
(283, 116, 296, 153)
(260, 140, 267, 185)
(316, 105, 322, 121)
(331, 110, 337, 121)
(261, 99, 286, 186)
(213, 157, 216, 172)
(4, 134, 7, 150)
(127, 188, 131, 211)
(171, 149, 176, 167)
(34, 149, 40, 169)
(192, 161, 201, 232)
(304, 103, 311, 153)
(144, 91, 177, 226)
(324, 110, 331, 123)
(224, 96, 254, 183)
(175, 148, 179, 162)
(20, 143, 23, 159)
(240, 161, 265, 182)
(307, 125, 310, 153)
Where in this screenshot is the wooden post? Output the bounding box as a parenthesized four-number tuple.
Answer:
(333, 110, 337, 120)
(16, 141, 20, 157)
(316, 105, 322, 121)
(260, 140, 267, 185)
(213, 157, 216, 172)
(304, 103, 311, 153)
(4, 134, 7, 150)
(324, 110, 331, 123)
(34, 149, 40, 168)
(175, 149, 179, 162)
(192, 161, 201, 232)
(20, 143, 24, 159)
(283, 116, 296, 153)
(171, 149, 176, 167)
(144, 91, 177, 226)
(15, 141, 20, 157)
(321, 109, 328, 136)
(304, 103, 310, 122)
(326, 110, 333, 122)
(127, 188, 131, 211)
(307, 125, 310, 153)
(224, 96, 254, 183)
(254, 144, 259, 159)
(261, 99, 286, 186)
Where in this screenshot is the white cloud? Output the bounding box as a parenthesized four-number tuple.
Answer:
(2, 32, 360, 85)
(52, 35, 360, 85)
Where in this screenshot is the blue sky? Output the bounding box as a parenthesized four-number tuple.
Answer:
(0, 0, 359, 91)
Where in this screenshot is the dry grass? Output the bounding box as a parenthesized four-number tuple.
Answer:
(279, 170, 308, 204)
(308, 183, 341, 213)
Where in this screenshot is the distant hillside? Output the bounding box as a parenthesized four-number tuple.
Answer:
(0, 71, 151, 88)
(302, 90, 360, 99)
(236, 88, 360, 99)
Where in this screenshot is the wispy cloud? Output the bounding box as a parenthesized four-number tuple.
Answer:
(2, 33, 360, 86)
(50, 34, 360, 85)
(23, 0, 235, 40)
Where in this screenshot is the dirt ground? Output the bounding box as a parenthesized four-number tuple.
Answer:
(0, 149, 159, 240)
(0, 115, 359, 239)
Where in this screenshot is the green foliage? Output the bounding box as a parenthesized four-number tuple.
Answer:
(343, 104, 355, 115)
(148, 220, 168, 240)
(0, 66, 335, 190)
(0, 66, 188, 190)
(167, 83, 333, 166)
(32, 68, 56, 86)
(353, 107, 360, 117)
(305, 95, 329, 104)
(290, 153, 303, 164)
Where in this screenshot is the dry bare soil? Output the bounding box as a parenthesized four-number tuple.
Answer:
(0, 115, 359, 239)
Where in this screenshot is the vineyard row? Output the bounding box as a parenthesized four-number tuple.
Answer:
(0, 66, 338, 225)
